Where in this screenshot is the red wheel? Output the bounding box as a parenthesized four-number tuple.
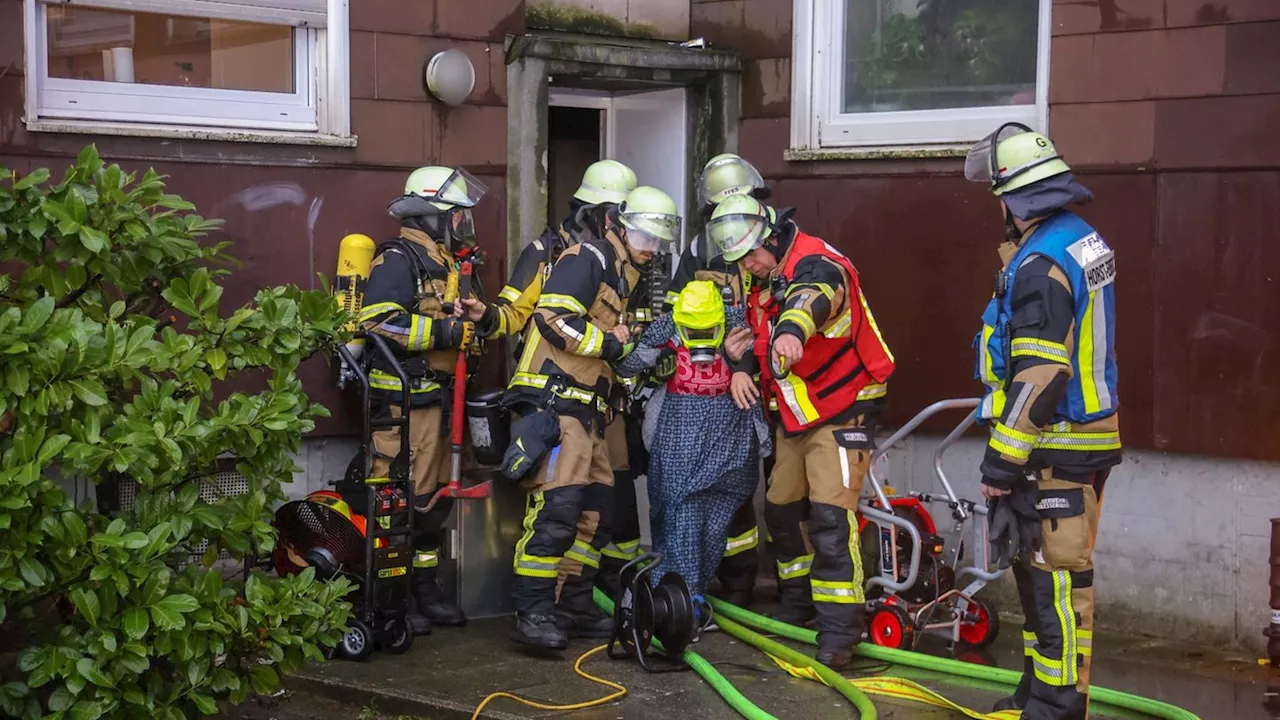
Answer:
(868, 605, 915, 650)
(958, 598, 1000, 649)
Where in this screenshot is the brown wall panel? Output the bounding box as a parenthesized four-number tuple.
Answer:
(1152, 171, 1280, 458)
(1154, 94, 1280, 169)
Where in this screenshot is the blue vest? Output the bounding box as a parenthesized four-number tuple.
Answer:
(975, 211, 1119, 425)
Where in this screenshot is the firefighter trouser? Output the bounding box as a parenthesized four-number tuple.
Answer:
(716, 496, 761, 596)
(596, 414, 645, 597)
(370, 403, 455, 568)
(764, 419, 870, 651)
(511, 415, 614, 615)
(1012, 468, 1108, 720)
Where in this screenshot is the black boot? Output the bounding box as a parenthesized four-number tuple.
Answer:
(718, 587, 755, 608)
(773, 582, 816, 626)
(993, 655, 1033, 712)
(412, 566, 467, 627)
(557, 572, 614, 638)
(511, 612, 569, 650)
(816, 645, 853, 670)
(407, 611, 434, 637)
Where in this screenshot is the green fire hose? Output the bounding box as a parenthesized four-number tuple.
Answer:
(708, 597, 1202, 720)
(592, 587, 777, 720)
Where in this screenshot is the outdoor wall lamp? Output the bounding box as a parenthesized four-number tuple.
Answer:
(424, 49, 476, 107)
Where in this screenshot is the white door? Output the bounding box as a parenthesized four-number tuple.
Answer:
(606, 87, 689, 257)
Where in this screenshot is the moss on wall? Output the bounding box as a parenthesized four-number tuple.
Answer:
(525, 1, 661, 40)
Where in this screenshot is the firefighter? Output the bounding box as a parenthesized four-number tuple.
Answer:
(462, 160, 637, 341)
(662, 153, 773, 607)
(503, 186, 682, 651)
(457, 160, 646, 627)
(358, 165, 488, 636)
(708, 193, 896, 669)
(964, 123, 1121, 720)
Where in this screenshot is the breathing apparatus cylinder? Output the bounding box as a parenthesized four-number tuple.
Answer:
(334, 233, 377, 363)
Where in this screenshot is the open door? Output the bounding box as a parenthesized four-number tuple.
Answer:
(607, 87, 689, 257)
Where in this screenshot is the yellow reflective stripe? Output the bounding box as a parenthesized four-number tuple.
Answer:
(1079, 292, 1100, 414)
(1022, 629, 1037, 657)
(1036, 429, 1121, 451)
(358, 301, 404, 323)
(822, 309, 853, 338)
(664, 290, 681, 306)
(602, 539, 642, 560)
(857, 383, 887, 402)
(413, 551, 439, 569)
(580, 324, 605, 357)
(565, 539, 601, 569)
(634, 308, 653, 322)
(498, 285, 522, 303)
(514, 493, 561, 577)
(510, 372, 606, 410)
(1078, 628, 1093, 656)
(775, 374, 820, 425)
(811, 579, 864, 604)
(407, 315, 432, 351)
(311, 493, 354, 521)
(1052, 569, 1078, 686)
(539, 293, 588, 314)
(990, 421, 1036, 461)
(857, 287, 894, 363)
(777, 554, 813, 580)
(979, 324, 1006, 421)
(778, 308, 817, 340)
(723, 527, 759, 557)
(1032, 649, 1066, 684)
(787, 282, 834, 302)
(369, 370, 438, 394)
(1011, 337, 1070, 363)
(847, 509, 864, 599)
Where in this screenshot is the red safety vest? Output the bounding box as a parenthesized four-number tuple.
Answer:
(665, 342, 733, 397)
(754, 230, 895, 433)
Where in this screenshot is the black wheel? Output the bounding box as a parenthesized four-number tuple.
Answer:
(958, 597, 1000, 650)
(337, 619, 374, 661)
(378, 615, 414, 655)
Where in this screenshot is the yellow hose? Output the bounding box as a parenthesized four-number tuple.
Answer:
(469, 644, 626, 719)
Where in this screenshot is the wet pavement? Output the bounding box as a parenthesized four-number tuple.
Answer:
(289, 604, 1277, 720)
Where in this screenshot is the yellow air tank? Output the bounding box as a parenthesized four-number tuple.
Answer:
(334, 233, 376, 361)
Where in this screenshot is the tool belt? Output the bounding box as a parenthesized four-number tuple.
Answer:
(508, 371, 609, 431)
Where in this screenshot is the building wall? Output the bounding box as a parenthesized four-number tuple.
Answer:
(692, 0, 1280, 648)
(0, 0, 525, 436)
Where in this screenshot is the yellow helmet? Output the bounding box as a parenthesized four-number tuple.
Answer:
(619, 186, 682, 253)
(574, 160, 637, 206)
(673, 280, 726, 360)
(964, 123, 1071, 195)
(706, 194, 776, 262)
(697, 153, 766, 207)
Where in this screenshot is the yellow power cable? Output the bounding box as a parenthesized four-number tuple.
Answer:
(470, 644, 627, 720)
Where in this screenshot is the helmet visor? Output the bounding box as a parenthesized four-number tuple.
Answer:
(452, 208, 477, 245)
(707, 212, 770, 262)
(431, 168, 488, 208)
(964, 123, 1035, 185)
(698, 156, 766, 207)
(620, 212, 682, 253)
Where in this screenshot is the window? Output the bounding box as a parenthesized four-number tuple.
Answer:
(23, 0, 351, 143)
(791, 0, 1049, 155)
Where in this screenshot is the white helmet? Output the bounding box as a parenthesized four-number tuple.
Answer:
(389, 166, 488, 246)
(706, 194, 777, 262)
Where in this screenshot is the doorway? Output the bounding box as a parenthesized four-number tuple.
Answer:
(547, 87, 690, 258)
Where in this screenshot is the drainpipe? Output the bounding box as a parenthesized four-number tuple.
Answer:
(1267, 518, 1280, 666)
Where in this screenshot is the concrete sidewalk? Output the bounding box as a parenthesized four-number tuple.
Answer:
(287, 610, 1273, 719)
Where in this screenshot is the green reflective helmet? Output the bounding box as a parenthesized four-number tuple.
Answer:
(574, 160, 637, 206)
(673, 280, 726, 363)
(619, 186, 682, 253)
(964, 123, 1072, 196)
(401, 165, 487, 211)
(707, 194, 776, 262)
(697, 153, 766, 207)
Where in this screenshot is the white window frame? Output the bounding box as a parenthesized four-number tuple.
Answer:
(23, 0, 352, 145)
(790, 0, 1051, 156)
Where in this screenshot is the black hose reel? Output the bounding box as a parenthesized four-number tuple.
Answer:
(608, 553, 696, 673)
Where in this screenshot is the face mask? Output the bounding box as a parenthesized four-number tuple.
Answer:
(676, 324, 724, 364)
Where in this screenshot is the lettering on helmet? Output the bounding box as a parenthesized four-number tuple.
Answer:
(721, 186, 747, 198)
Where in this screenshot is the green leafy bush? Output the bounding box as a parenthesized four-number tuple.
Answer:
(0, 146, 354, 719)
